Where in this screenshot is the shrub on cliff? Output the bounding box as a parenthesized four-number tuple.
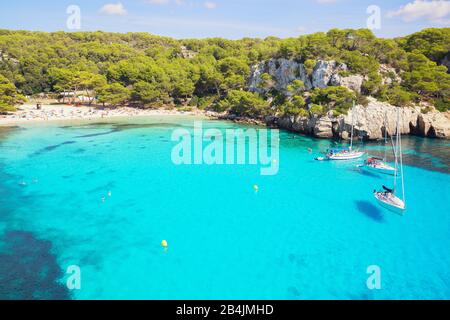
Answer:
(340, 51, 379, 76)
(402, 28, 450, 64)
(287, 80, 305, 95)
(257, 73, 276, 92)
(283, 95, 307, 117)
(310, 86, 356, 115)
(402, 53, 450, 101)
(284, 105, 309, 117)
(435, 99, 449, 112)
(309, 104, 325, 116)
(383, 85, 415, 108)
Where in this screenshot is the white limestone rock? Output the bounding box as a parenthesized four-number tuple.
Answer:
(249, 58, 364, 94)
(275, 97, 450, 140)
(311, 60, 337, 88)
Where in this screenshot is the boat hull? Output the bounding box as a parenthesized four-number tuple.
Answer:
(374, 192, 405, 215)
(363, 164, 396, 175)
(327, 152, 365, 160)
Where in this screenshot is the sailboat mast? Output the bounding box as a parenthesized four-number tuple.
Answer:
(384, 112, 388, 162)
(393, 108, 400, 192)
(350, 101, 355, 151)
(399, 109, 406, 205)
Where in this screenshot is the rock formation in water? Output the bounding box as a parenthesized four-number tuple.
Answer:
(271, 97, 450, 140)
(246, 58, 450, 140)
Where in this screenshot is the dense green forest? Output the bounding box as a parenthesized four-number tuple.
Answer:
(0, 28, 449, 116)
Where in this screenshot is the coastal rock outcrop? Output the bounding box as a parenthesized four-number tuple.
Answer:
(311, 116, 335, 138)
(414, 112, 450, 139)
(249, 58, 364, 94)
(331, 74, 365, 93)
(248, 58, 312, 93)
(311, 60, 339, 88)
(273, 97, 450, 140)
(248, 58, 450, 140)
(379, 64, 401, 85)
(342, 99, 419, 139)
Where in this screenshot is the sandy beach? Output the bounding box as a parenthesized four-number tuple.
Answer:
(0, 104, 213, 126)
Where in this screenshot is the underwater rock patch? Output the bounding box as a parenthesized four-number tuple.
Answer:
(0, 231, 71, 300)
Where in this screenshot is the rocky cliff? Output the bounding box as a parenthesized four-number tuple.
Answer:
(247, 58, 450, 140)
(249, 58, 367, 94)
(269, 97, 450, 140)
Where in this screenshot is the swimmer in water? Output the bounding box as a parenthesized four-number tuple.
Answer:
(308, 148, 313, 153)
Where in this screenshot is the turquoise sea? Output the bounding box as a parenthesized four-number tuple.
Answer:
(0, 116, 449, 300)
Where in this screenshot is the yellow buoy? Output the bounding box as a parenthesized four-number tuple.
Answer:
(253, 184, 259, 192)
(161, 240, 168, 248)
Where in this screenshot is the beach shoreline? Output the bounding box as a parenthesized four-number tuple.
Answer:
(0, 104, 218, 126)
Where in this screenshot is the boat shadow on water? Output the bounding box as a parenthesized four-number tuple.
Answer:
(355, 200, 385, 223)
(348, 167, 381, 179)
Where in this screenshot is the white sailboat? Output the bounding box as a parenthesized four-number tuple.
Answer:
(361, 112, 396, 175)
(374, 108, 406, 214)
(326, 101, 365, 160)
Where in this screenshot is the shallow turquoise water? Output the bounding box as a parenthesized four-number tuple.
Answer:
(0, 116, 449, 300)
